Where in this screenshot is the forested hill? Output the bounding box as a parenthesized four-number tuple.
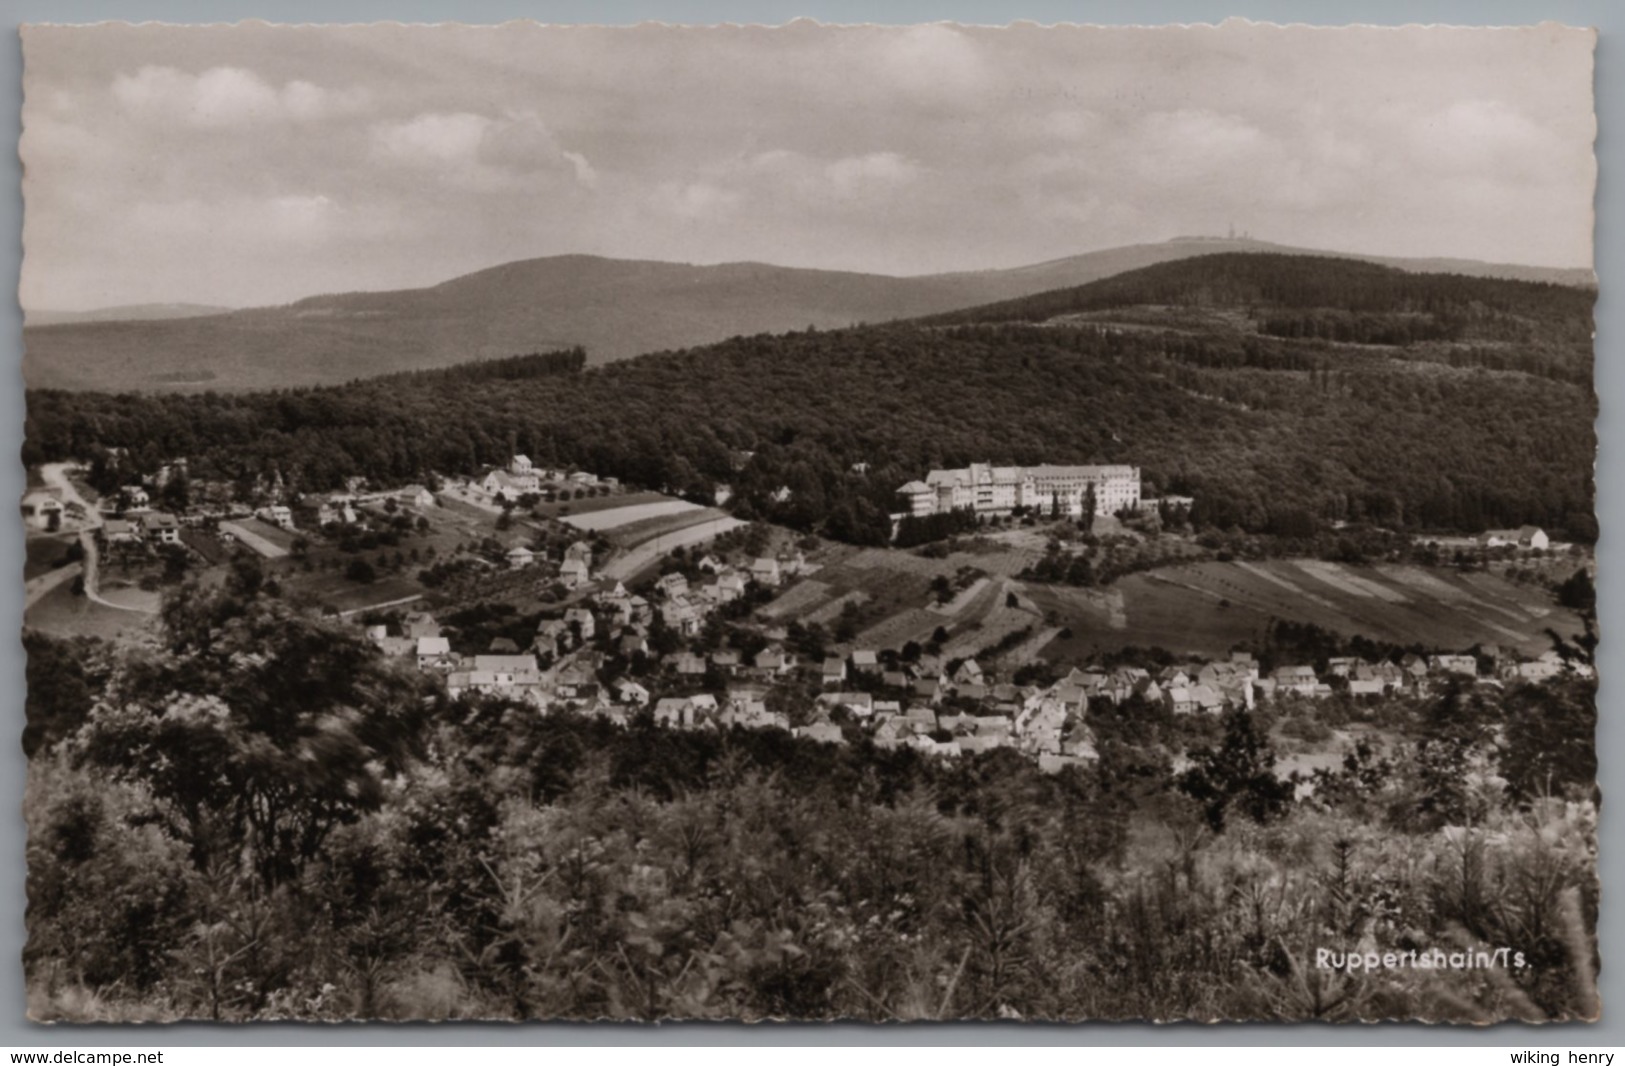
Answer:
(22, 243, 1593, 393)
(922, 253, 1596, 357)
(26, 292, 1597, 543)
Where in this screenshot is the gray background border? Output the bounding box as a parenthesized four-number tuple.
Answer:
(0, 0, 1616, 1046)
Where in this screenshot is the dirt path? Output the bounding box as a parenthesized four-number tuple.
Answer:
(339, 593, 425, 618)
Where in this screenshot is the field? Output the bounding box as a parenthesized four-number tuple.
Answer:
(25, 535, 76, 582)
(599, 515, 747, 582)
(1030, 558, 1582, 661)
(24, 580, 155, 642)
(219, 519, 292, 559)
(558, 497, 698, 530)
(756, 541, 1584, 668)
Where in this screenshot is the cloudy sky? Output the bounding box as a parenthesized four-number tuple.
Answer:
(20, 19, 1596, 311)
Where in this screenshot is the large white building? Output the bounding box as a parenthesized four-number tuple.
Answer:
(899, 462, 1140, 518)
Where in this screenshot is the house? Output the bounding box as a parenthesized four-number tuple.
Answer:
(957, 734, 1003, 755)
(1348, 679, 1385, 699)
(655, 573, 690, 599)
(506, 546, 535, 570)
(258, 505, 295, 530)
(711, 648, 743, 674)
(1327, 657, 1363, 678)
(817, 692, 870, 716)
(667, 651, 707, 677)
(794, 721, 845, 745)
(140, 511, 182, 546)
(821, 657, 847, 686)
(121, 485, 150, 508)
(559, 559, 591, 591)
(565, 540, 594, 566)
(1355, 660, 1406, 692)
(403, 612, 441, 639)
(881, 670, 910, 690)
(749, 557, 781, 587)
(753, 647, 793, 676)
(394, 485, 436, 509)
(1516, 654, 1566, 683)
(660, 598, 703, 637)
(1271, 665, 1319, 698)
(1400, 654, 1432, 691)
(953, 659, 984, 687)
(720, 699, 787, 732)
(873, 718, 910, 750)
(1429, 654, 1479, 678)
(1061, 723, 1098, 759)
(614, 679, 651, 706)
(481, 469, 537, 499)
(535, 618, 572, 656)
(913, 678, 944, 704)
(511, 455, 533, 475)
(563, 607, 596, 642)
(416, 636, 452, 669)
(618, 633, 648, 658)
(1478, 526, 1550, 551)
(101, 518, 140, 545)
(472, 654, 543, 688)
(1166, 686, 1197, 715)
(21, 491, 64, 531)
(850, 649, 880, 674)
(488, 637, 521, 654)
(653, 697, 689, 727)
(713, 572, 748, 602)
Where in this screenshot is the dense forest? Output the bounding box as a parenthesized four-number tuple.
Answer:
(23, 575, 1600, 1022)
(923, 253, 1595, 346)
(23, 255, 1596, 545)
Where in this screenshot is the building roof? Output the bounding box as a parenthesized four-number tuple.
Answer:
(473, 654, 539, 674)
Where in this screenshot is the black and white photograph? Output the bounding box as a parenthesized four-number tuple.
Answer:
(16, 19, 1600, 1023)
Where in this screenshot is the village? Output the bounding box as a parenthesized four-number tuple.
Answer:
(20, 450, 1593, 777)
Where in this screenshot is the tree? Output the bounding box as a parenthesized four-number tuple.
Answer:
(1557, 568, 1596, 613)
(1081, 484, 1097, 533)
(1500, 678, 1597, 804)
(1177, 708, 1295, 831)
(346, 558, 377, 585)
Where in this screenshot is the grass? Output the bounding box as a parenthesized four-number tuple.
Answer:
(25, 536, 77, 583)
(1031, 560, 1581, 662)
(552, 494, 692, 526)
(602, 506, 728, 547)
(24, 582, 154, 643)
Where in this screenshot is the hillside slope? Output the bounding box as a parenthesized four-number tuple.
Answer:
(23, 240, 1593, 392)
(26, 255, 1597, 546)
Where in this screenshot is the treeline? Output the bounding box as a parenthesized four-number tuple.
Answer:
(921, 252, 1596, 348)
(362, 347, 587, 387)
(22, 262, 1596, 545)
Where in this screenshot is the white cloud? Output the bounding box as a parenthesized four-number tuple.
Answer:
(374, 111, 490, 167)
(825, 152, 918, 196)
(371, 110, 595, 190)
(112, 65, 369, 126)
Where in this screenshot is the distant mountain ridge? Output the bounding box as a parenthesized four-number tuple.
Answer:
(26, 302, 235, 327)
(23, 238, 1594, 392)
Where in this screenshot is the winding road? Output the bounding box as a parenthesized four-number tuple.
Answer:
(35, 462, 156, 615)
